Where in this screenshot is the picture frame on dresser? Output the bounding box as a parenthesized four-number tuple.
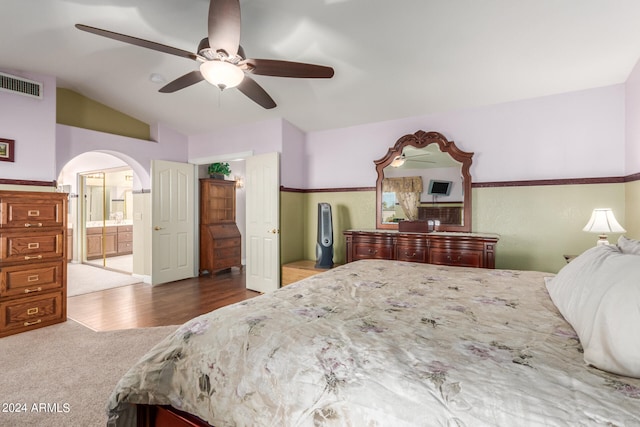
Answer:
(0, 138, 15, 162)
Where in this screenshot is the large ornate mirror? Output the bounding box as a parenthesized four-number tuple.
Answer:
(375, 130, 473, 232)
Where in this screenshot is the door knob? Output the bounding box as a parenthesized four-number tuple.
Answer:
(154, 226, 164, 231)
(269, 229, 280, 234)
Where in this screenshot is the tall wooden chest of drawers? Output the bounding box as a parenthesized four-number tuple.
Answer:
(199, 179, 242, 274)
(0, 191, 67, 338)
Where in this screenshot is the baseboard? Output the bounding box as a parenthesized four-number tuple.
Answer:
(133, 273, 151, 284)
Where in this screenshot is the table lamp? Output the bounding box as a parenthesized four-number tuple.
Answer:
(582, 208, 626, 246)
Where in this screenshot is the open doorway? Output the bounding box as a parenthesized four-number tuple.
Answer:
(58, 152, 145, 297)
(195, 158, 247, 269)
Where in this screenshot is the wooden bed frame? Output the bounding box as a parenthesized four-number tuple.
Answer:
(137, 405, 211, 427)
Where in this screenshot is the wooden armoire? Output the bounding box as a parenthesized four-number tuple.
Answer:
(199, 179, 242, 274)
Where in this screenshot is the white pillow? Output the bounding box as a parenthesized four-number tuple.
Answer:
(618, 235, 640, 255)
(546, 245, 640, 378)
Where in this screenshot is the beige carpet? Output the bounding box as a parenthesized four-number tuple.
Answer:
(68, 263, 142, 297)
(86, 254, 133, 273)
(0, 320, 177, 427)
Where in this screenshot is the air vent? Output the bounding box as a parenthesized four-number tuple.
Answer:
(0, 72, 43, 99)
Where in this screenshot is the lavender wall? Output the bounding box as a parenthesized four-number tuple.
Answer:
(0, 70, 56, 181)
(305, 85, 626, 189)
(626, 57, 640, 175)
(1, 69, 630, 190)
(0, 68, 189, 190)
(56, 122, 188, 190)
(624, 56, 640, 238)
(281, 120, 306, 188)
(188, 118, 283, 160)
(188, 118, 307, 188)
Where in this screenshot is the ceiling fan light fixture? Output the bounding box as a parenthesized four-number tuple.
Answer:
(390, 155, 406, 167)
(200, 60, 244, 90)
(149, 73, 166, 84)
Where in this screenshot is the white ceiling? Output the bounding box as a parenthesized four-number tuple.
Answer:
(3, 0, 640, 136)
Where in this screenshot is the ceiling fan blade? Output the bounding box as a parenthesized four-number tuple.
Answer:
(236, 75, 276, 109)
(159, 70, 204, 93)
(76, 24, 198, 61)
(244, 59, 334, 78)
(404, 155, 435, 163)
(208, 0, 241, 56)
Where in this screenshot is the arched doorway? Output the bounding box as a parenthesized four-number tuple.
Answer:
(58, 151, 149, 296)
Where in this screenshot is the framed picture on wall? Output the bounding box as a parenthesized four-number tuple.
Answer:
(0, 138, 15, 162)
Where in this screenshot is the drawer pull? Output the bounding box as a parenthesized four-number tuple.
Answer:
(24, 255, 43, 260)
(404, 252, 417, 257)
(446, 255, 462, 262)
(24, 222, 43, 227)
(24, 287, 42, 294)
(28, 242, 40, 249)
(367, 249, 378, 254)
(27, 307, 39, 315)
(24, 319, 42, 327)
(27, 275, 40, 282)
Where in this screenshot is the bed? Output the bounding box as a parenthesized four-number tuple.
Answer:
(107, 248, 640, 426)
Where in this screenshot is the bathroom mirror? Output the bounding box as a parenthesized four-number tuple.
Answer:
(83, 168, 133, 226)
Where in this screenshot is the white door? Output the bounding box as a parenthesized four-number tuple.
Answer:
(151, 160, 196, 285)
(246, 152, 280, 293)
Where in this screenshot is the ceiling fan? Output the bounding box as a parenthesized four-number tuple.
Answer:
(390, 153, 436, 168)
(76, 0, 334, 109)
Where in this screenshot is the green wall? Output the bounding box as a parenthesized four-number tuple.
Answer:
(283, 182, 633, 274)
(280, 191, 306, 264)
(474, 183, 625, 273)
(56, 88, 151, 140)
(303, 191, 377, 265)
(280, 190, 376, 266)
(626, 180, 640, 238)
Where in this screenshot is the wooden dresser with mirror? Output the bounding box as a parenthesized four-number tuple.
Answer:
(344, 130, 499, 268)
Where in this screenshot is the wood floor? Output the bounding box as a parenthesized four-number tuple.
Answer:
(67, 268, 259, 331)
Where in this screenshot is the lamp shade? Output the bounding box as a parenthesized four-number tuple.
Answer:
(582, 208, 626, 233)
(200, 60, 244, 89)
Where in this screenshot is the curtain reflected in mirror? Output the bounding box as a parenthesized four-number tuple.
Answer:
(382, 176, 423, 221)
(381, 147, 464, 225)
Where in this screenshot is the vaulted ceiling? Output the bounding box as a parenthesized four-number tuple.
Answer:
(3, 0, 640, 135)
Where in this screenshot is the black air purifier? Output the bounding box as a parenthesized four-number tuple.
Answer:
(315, 202, 334, 269)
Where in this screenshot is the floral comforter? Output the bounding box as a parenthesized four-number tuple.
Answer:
(107, 260, 640, 427)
